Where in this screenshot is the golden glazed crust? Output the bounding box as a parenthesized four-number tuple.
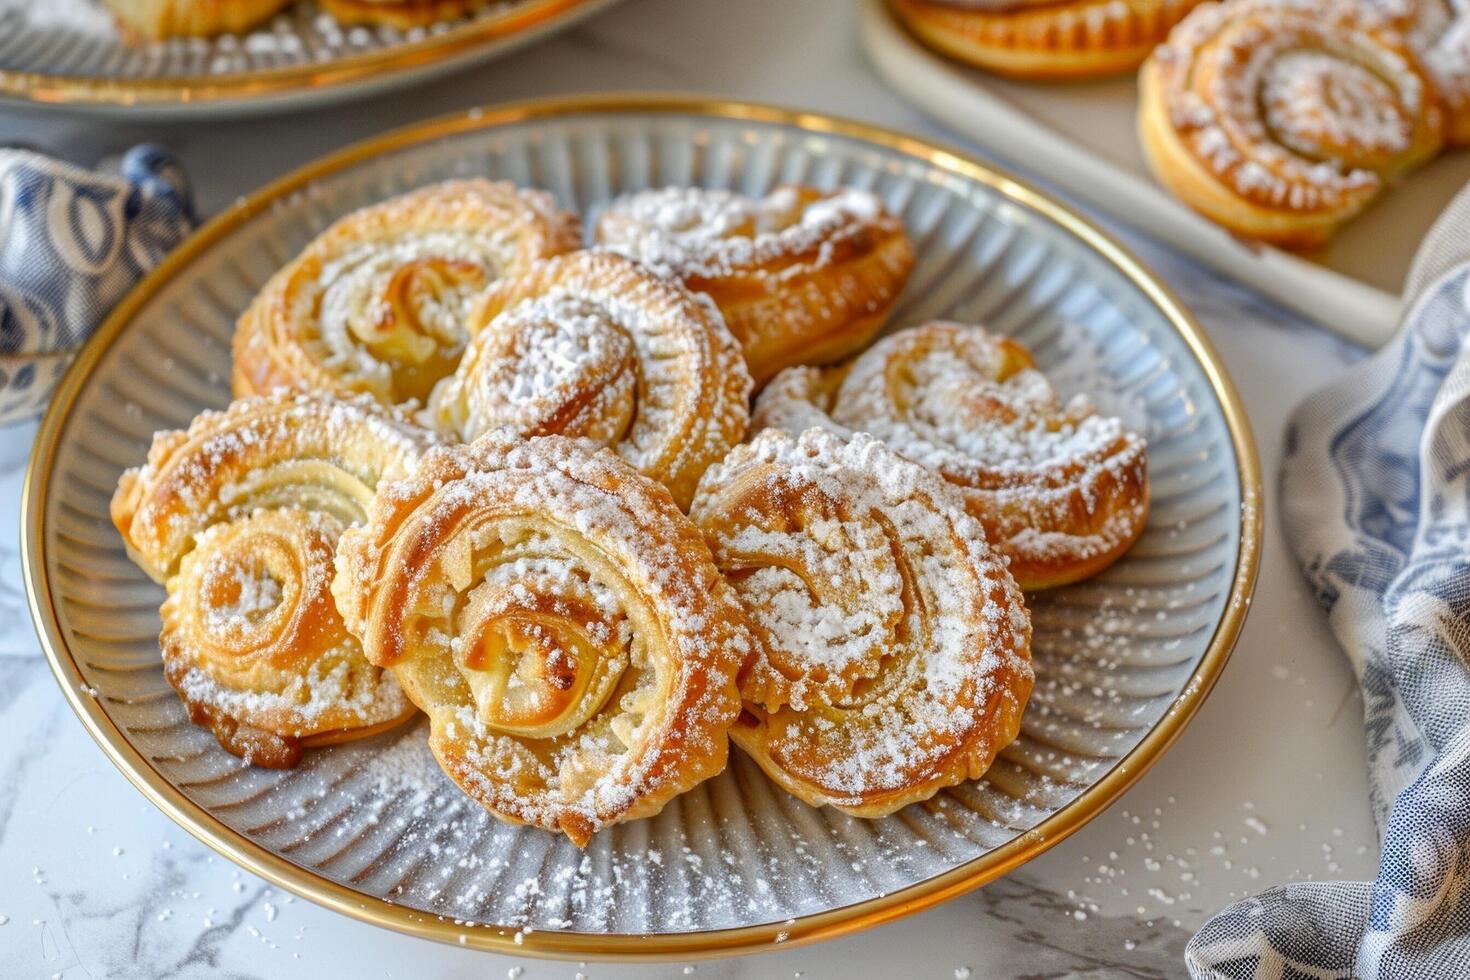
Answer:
(753, 322, 1150, 591)
(102, 0, 291, 39)
(1137, 0, 1445, 248)
(232, 180, 580, 409)
(889, 0, 1206, 80)
(112, 392, 441, 766)
(594, 186, 914, 387)
(426, 250, 752, 509)
(691, 428, 1033, 816)
(331, 432, 750, 846)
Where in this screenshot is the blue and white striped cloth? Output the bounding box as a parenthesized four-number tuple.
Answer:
(1188, 189, 1470, 978)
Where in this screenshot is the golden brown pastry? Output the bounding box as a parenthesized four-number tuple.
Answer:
(1138, 0, 1446, 248)
(332, 432, 751, 846)
(594, 186, 914, 387)
(889, 0, 1206, 80)
(112, 392, 440, 767)
(754, 322, 1149, 591)
(1369, 0, 1470, 145)
(426, 250, 752, 509)
(102, 0, 291, 39)
(691, 427, 1033, 816)
(233, 180, 579, 409)
(316, 0, 490, 28)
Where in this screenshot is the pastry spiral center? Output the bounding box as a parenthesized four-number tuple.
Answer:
(318, 234, 495, 402)
(1263, 50, 1410, 162)
(462, 291, 639, 443)
(453, 559, 631, 740)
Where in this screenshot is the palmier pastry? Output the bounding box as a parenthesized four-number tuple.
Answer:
(102, 0, 291, 38)
(332, 433, 750, 846)
(317, 0, 490, 28)
(111, 393, 440, 767)
(753, 322, 1149, 590)
(426, 250, 752, 508)
(691, 428, 1033, 816)
(594, 186, 914, 386)
(1138, 0, 1446, 248)
(888, 0, 1206, 80)
(1369, 0, 1470, 145)
(233, 180, 579, 408)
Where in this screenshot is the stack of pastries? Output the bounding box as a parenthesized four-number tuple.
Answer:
(112, 177, 1151, 846)
(889, 0, 1470, 248)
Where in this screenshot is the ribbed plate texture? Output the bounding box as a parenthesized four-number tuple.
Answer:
(41, 110, 1243, 936)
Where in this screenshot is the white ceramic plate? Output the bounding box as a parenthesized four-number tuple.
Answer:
(22, 95, 1261, 958)
(0, 0, 620, 119)
(858, 0, 1470, 348)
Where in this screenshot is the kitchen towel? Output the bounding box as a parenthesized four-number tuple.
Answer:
(1187, 187, 1470, 978)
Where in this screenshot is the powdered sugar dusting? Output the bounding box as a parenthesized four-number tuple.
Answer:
(753, 322, 1149, 583)
(693, 428, 1032, 809)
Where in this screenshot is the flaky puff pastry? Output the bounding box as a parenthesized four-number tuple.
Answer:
(1138, 0, 1445, 249)
(332, 433, 750, 846)
(112, 393, 441, 767)
(595, 186, 914, 387)
(426, 250, 752, 509)
(754, 322, 1149, 591)
(889, 0, 1206, 80)
(317, 0, 490, 28)
(233, 180, 580, 408)
(1368, 0, 1470, 145)
(102, 0, 290, 39)
(691, 428, 1033, 816)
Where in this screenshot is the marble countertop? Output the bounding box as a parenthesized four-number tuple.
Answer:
(0, 0, 1378, 976)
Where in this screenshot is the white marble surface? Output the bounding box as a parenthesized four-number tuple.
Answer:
(0, 0, 1382, 976)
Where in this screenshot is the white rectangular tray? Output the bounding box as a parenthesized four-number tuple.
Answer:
(859, 0, 1470, 347)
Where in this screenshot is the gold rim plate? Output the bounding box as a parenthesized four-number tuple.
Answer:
(20, 94, 1263, 959)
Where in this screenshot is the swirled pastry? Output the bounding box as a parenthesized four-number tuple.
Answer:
(754, 322, 1149, 591)
(112, 393, 440, 766)
(1369, 0, 1470, 145)
(102, 0, 291, 38)
(233, 180, 580, 408)
(594, 186, 914, 386)
(1138, 0, 1446, 248)
(426, 250, 752, 508)
(889, 0, 1206, 80)
(332, 433, 750, 845)
(317, 0, 490, 28)
(691, 428, 1033, 816)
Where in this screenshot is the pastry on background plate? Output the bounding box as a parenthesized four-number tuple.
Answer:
(316, 0, 492, 29)
(754, 321, 1149, 590)
(595, 185, 914, 387)
(102, 0, 292, 38)
(888, 0, 1206, 80)
(1138, 0, 1446, 249)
